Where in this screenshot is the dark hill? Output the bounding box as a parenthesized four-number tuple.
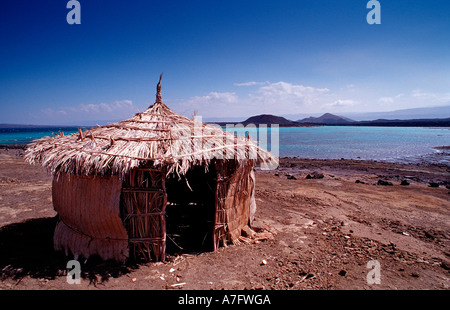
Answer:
(357, 117, 450, 127)
(297, 113, 355, 125)
(242, 114, 298, 126)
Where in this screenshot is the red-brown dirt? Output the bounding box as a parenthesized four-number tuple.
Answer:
(0, 148, 449, 290)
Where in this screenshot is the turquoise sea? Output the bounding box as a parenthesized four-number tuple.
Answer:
(231, 126, 450, 164)
(0, 127, 89, 145)
(1, 126, 449, 164)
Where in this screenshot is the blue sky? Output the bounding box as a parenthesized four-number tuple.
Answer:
(1, 0, 449, 125)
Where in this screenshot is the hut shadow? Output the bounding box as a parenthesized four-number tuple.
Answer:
(0, 216, 139, 283)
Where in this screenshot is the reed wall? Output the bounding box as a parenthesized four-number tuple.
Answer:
(52, 172, 129, 262)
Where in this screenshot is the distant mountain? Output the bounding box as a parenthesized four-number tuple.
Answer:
(281, 105, 450, 122)
(297, 113, 355, 125)
(242, 114, 299, 126)
(341, 105, 450, 121)
(356, 117, 450, 127)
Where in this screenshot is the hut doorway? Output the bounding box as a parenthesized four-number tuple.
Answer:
(165, 165, 217, 254)
(119, 160, 253, 262)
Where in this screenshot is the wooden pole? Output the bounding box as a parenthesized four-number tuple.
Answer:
(160, 167, 167, 261)
(213, 163, 220, 251)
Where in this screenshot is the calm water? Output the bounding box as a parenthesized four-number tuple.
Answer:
(1, 126, 450, 164)
(229, 126, 450, 164)
(0, 127, 90, 144)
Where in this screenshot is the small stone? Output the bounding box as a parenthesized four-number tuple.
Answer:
(377, 179, 393, 186)
(312, 171, 324, 179)
(338, 270, 347, 276)
(306, 171, 324, 179)
(440, 261, 450, 270)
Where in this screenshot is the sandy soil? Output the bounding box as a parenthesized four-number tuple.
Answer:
(0, 147, 449, 290)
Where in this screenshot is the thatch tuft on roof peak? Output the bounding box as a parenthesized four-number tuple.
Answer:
(155, 73, 163, 105)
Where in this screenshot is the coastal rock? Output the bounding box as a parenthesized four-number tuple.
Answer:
(306, 171, 324, 179)
(441, 261, 450, 270)
(377, 179, 393, 186)
(286, 174, 297, 180)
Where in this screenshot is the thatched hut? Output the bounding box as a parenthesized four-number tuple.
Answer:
(25, 75, 277, 262)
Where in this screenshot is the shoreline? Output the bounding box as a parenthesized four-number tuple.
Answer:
(0, 143, 27, 149)
(1, 145, 448, 189)
(271, 156, 450, 187)
(1, 143, 449, 167)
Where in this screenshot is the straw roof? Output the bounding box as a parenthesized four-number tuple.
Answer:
(25, 76, 277, 177)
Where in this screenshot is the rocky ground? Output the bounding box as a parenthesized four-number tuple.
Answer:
(0, 147, 449, 291)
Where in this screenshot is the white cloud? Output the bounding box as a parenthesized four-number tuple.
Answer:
(40, 99, 138, 124)
(175, 81, 334, 118)
(233, 81, 269, 87)
(324, 99, 358, 108)
(77, 100, 134, 114)
(42, 108, 68, 116)
(186, 92, 238, 108)
(411, 89, 450, 103)
(252, 82, 331, 109)
(378, 94, 403, 104)
(174, 92, 240, 118)
(257, 81, 329, 98)
(173, 82, 450, 119)
(379, 97, 394, 104)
